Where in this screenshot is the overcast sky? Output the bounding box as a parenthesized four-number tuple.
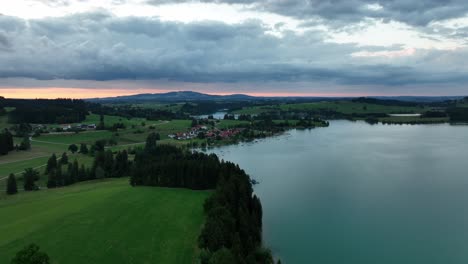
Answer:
(2, 0, 468, 98)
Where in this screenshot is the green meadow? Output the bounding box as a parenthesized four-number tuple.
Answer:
(0, 178, 210, 263)
(0, 116, 193, 187)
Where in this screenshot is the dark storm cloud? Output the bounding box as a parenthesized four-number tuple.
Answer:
(0, 12, 467, 89)
(0, 32, 11, 49)
(147, 0, 468, 26)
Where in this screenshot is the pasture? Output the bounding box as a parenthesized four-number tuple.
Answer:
(0, 178, 210, 263)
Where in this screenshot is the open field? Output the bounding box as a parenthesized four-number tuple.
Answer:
(0, 119, 194, 194)
(83, 113, 148, 127)
(234, 101, 431, 115)
(38, 131, 115, 145)
(0, 178, 210, 263)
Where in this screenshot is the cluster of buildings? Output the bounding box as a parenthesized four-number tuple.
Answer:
(61, 123, 96, 131)
(169, 125, 208, 140)
(169, 125, 243, 140)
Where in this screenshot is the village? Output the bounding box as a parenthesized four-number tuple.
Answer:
(168, 124, 244, 141)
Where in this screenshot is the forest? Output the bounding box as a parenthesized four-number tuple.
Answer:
(5, 98, 88, 124)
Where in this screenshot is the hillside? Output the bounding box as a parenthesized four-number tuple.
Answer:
(87, 91, 256, 102)
(0, 178, 210, 263)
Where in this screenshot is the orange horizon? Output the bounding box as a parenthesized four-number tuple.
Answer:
(0, 87, 458, 99)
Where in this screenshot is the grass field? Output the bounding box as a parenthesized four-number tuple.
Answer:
(0, 119, 193, 192)
(83, 114, 149, 127)
(234, 101, 430, 115)
(38, 131, 116, 145)
(0, 178, 210, 263)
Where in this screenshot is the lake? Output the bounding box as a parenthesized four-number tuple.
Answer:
(207, 120, 468, 264)
(194, 111, 239, 120)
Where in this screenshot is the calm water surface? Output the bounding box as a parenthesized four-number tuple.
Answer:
(195, 111, 239, 119)
(207, 120, 468, 264)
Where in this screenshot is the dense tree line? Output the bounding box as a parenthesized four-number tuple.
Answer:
(198, 162, 273, 264)
(130, 144, 221, 189)
(352, 97, 422, 107)
(86, 103, 184, 120)
(130, 133, 273, 263)
(447, 107, 468, 122)
(6, 99, 88, 124)
(421, 111, 447, 118)
(44, 148, 130, 189)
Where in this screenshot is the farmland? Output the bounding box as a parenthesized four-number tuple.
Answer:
(0, 178, 210, 263)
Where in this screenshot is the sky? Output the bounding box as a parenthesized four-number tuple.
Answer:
(1, 0, 468, 98)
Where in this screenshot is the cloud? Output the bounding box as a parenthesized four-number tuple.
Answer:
(30, 0, 72, 6)
(0, 11, 468, 94)
(0, 32, 11, 50)
(147, 0, 468, 26)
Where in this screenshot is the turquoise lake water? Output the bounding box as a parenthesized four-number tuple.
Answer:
(208, 120, 468, 264)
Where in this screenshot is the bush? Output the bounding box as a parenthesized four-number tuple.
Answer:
(11, 243, 50, 264)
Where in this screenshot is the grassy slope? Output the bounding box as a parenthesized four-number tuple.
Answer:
(0, 178, 210, 264)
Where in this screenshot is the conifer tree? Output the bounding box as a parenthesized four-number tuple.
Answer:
(23, 168, 39, 191)
(45, 154, 57, 175)
(79, 143, 88, 154)
(6, 173, 18, 195)
(144, 132, 159, 153)
(60, 152, 68, 165)
(47, 169, 57, 188)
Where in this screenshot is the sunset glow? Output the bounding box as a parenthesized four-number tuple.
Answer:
(0, 88, 374, 99)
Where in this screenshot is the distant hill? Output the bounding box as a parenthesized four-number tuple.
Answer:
(86, 91, 465, 103)
(87, 91, 256, 102)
